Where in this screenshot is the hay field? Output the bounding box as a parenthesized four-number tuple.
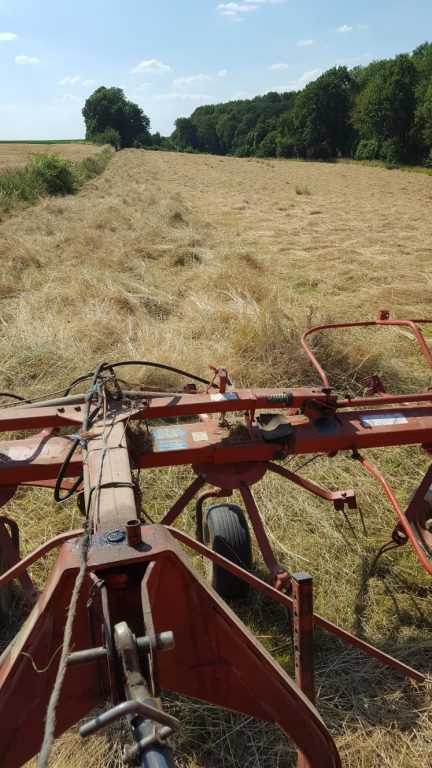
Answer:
(0, 149, 431, 767)
(0, 141, 101, 170)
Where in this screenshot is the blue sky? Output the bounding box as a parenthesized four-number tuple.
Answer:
(0, 0, 431, 139)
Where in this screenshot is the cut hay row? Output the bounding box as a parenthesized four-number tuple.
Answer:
(0, 149, 431, 767)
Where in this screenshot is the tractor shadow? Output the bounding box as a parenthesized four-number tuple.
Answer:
(229, 559, 432, 739)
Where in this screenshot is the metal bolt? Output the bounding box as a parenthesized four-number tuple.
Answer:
(107, 529, 126, 544)
(136, 631, 175, 653)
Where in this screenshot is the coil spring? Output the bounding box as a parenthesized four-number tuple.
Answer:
(266, 392, 293, 406)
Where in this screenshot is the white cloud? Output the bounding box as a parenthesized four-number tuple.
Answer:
(130, 58, 172, 75)
(59, 76, 95, 87)
(273, 67, 322, 92)
(172, 73, 214, 89)
(59, 75, 81, 86)
(152, 93, 211, 102)
(297, 39, 314, 47)
(218, 2, 257, 14)
(15, 54, 40, 65)
(337, 25, 353, 33)
(60, 93, 83, 104)
(172, 69, 227, 90)
(270, 62, 293, 70)
(0, 31, 17, 41)
(299, 68, 322, 84)
(217, 1, 284, 19)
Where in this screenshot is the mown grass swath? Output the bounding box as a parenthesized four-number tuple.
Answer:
(0, 149, 431, 768)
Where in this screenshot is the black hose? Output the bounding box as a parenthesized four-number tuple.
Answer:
(53, 359, 214, 503)
(54, 396, 103, 503)
(54, 437, 83, 502)
(0, 392, 33, 404)
(63, 360, 217, 396)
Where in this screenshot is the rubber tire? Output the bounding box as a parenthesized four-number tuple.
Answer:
(203, 503, 252, 599)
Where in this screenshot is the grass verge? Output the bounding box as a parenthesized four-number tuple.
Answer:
(0, 146, 113, 215)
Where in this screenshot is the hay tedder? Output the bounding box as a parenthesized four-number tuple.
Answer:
(0, 310, 431, 768)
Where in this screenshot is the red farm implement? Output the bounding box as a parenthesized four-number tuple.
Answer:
(0, 310, 430, 768)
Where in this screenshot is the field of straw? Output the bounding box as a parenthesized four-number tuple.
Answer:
(0, 141, 101, 170)
(0, 149, 431, 767)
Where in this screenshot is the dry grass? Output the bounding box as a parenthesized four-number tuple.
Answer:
(0, 142, 102, 170)
(0, 149, 431, 767)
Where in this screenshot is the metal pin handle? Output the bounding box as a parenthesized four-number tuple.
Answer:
(79, 699, 180, 738)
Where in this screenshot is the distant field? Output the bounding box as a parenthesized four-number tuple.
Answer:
(0, 150, 431, 768)
(0, 141, 100, 169)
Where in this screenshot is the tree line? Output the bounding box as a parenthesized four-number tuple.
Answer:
(82, 42, 432, 165)
(169, 42, 432, 165)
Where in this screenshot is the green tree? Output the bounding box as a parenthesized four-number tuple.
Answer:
(192, 110, 221, 153)
(293, 67, 353, 157)
(275, 108, 296, 157)
(216, 114, 237, 154)
(82, 87, 151, 148)
(352, 55, 418, 161)
(419, 80, 432, 150)
(171, 117, 198, 150)
(257, 131, 277, 157)
(413, 42, 432, 158)
(91, 127, 121, 150)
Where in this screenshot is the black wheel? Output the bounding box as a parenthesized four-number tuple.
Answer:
(202, 503, 252, 599)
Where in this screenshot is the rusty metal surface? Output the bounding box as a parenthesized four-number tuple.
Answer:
(268, 462, 356, 510)
(301, 314, 432, 388)
(0, 549, 105, 768)
(86, 420, 138, 533)
(0, 312, 431, 768)
(292, 572, 316, 768)
(170, 527, 425, 684)
(0, 529, 83, 592)
(0, 526, 341, 768)
(239, 483, 290, 588)
(0, 518, 39, 605)
(292, 573, 316, 705)
(356, 455, 432, 576)
(3, 402, 432, 487)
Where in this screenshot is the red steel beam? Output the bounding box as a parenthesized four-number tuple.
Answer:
(0, 526, 341, 768)
(170, 528, 425, 683)
(301, 317, 432, 388)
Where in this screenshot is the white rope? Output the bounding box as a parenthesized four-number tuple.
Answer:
(37, 385, 109, 767)
(37, 525, 91, 768)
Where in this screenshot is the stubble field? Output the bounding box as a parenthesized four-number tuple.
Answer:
(0, 141, 102, 169)
(0, 149, 431, 767)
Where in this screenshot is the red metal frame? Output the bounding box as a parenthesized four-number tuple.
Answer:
(300, 310, 432, 388)
(0, 311, 430, 767)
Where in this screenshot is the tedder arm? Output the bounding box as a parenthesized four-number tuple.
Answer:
(0, 311, 430, 766)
